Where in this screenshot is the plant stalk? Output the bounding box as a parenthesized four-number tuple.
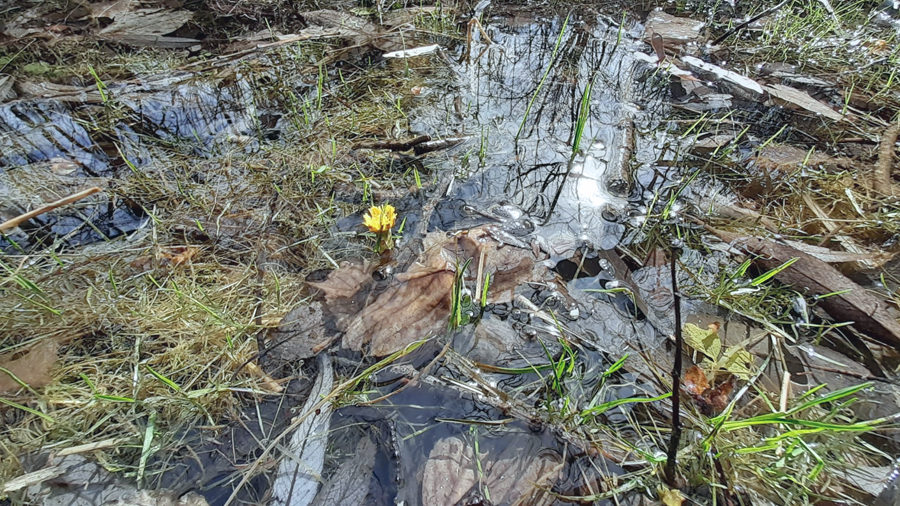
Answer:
(665, 248, 683, 486)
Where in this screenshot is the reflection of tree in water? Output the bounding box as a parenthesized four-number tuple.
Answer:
(457, 13, 640, 232)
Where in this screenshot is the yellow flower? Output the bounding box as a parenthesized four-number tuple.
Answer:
(363, 204, 397, 234)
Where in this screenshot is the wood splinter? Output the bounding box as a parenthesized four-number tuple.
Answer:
(0, 187, 102, 232)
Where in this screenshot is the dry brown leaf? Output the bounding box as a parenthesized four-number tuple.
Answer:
(158, 246, 199, 267)
(307, 261, 374, 301)
(0, 339, 58, 394)
(682, 365, 733, 416)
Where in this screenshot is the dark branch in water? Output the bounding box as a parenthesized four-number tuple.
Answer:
(665, 247, 683, 487)
(711, 0, 788, 46)
(354, 135, 431, 152)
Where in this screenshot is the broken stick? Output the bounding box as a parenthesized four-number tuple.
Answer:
(0, 187, 102, 232)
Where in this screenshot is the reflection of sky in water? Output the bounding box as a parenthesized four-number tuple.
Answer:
(411, 13, 651, 250)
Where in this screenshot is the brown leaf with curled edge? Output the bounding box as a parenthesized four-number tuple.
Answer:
(682, 365, 733, 416)
(0, 339, 58, 394)
(710, 229, 900, 348)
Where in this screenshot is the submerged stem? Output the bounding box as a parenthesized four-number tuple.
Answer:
(665, 248, 683, 486)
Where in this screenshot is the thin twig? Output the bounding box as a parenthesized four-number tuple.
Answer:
(711, 0, 788, 46)
(0, 187, 102, 232)
(664, 248, 683, 487)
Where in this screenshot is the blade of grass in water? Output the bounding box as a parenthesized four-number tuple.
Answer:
(750, 257, 798, 286)
(571, 73, 595, 158)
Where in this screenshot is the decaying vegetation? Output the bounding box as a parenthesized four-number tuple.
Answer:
(1, 0, 899, 504)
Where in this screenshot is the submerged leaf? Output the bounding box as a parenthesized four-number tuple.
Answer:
(272, 354, 333, 506)
(485, 449, 562, 506)
(311, 437, 376, 506)
(422, 436, 562, 506)
(422, 437, 478, 506)
(683, 323, 721, 360)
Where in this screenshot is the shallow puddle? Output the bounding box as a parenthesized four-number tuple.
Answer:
(2, 7, 679, 505)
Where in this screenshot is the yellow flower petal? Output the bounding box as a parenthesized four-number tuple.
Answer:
(363, 204, 396, 233)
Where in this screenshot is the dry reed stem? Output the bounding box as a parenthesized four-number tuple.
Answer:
(0, 187, 101, 232)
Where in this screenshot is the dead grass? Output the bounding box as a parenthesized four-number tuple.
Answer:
(0, 27, 427, 488)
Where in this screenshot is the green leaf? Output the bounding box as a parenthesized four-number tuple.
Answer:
(721, 345, 753, 379)
(684, 323, 721, 359)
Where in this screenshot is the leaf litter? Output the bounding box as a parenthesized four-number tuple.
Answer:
(301, 226, 547, 358)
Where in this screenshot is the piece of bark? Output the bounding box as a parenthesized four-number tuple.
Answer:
(710, 229, 900, 348)
(874, 124, 899, 195)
